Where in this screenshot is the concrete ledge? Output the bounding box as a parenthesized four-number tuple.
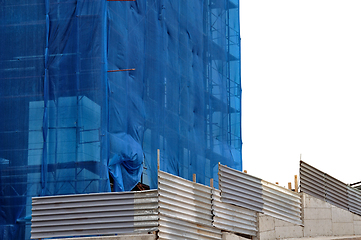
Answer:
(222, 232, 250, 240)
(287, 235, 361, 240)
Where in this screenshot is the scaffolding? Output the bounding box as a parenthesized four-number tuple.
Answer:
(0, 1, 241, 239)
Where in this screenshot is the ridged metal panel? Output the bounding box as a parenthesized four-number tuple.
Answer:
(218, 164, 264, 212)
(212, 189, 257, 236)
(348, 187, 361, 216)
(31, 190, 158, 239)
(325, 174, 348, 210)
(300, 161, 326, 201)
(261, 180, 302, 225)
(158, 170, 221, 240)
(300, 161, 350, 211)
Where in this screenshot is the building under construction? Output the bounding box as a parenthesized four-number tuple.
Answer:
(0, 0, 241, 239)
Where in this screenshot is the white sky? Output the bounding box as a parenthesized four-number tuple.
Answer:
(241, 0, 361, 188)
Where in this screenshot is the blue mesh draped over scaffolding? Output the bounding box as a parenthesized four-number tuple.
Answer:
(0, 0, 241, 239)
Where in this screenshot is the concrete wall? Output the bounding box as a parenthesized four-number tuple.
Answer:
(222, 232, 251, 240)
(256, 193, 361, 239)
(257, 213, 303, 240)
(303, 193, 361, 237)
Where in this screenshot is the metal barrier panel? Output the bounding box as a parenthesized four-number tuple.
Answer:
(218, 164, 264, 212)
(300, 161, 361, 217)
(300, 161, 349, 211)
(325, 174, 348, 210)
(261, 181, 302, 225)
(158, 170, 221, 240)
(300, 161, 326, 201)
(348, 186, 361, 216)
(31, 191, 158, 239)
(212, 189, 257, 236)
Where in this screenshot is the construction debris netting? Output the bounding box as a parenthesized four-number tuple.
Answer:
(0, 0, 241, 239)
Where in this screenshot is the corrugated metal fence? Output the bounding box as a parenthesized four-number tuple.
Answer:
(219, 164, 302, 225)
(157, 170, 221, 240)
(325, 174, 348, 210)
(32, 170, 260, 239)
(31, 190, 159, 239)
(218, 164, 264, 212)
(212, 189, 257, 236)
(300, 160, 361, 215)
(348, 186, 361, 215)
(261, 180, 302, 225)
(299, 160, 326, 200)
(32, 164, 316, 239)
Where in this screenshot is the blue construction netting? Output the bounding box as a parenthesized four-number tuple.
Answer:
(0, 0, 241, 239)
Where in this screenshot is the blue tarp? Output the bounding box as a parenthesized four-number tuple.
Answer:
(0, 1, 241, 239)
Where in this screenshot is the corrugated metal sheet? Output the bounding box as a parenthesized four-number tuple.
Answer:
(261, 180, 302, 225)
(300, 161, 326, 201)
(158, 170, 221, 240)
(325, 174, 348, 210)
(218, 164, 264, 212)
(212, 189, 257, 236)
(31, 190, 158, 239)
(348, 186, 361, 216)
(300, 161, 349, 210)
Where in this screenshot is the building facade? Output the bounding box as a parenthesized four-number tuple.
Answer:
(0, 0, 241, 239)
